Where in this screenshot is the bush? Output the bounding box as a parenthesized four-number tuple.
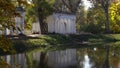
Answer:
(0, 36, 14, 53)
(83, 23, 104, 34)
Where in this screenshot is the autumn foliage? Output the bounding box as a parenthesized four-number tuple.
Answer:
(109, 2, 120, 33)
(0, 0, 28, 30)
(0, 0, 29, 53)
(0, 0, 16, 29)
(0, 36, 15, 53)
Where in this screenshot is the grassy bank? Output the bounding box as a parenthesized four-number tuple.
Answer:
(12, 34, 120, 52)
(12, 34, 72, 53)
(1, 34, 120, 55)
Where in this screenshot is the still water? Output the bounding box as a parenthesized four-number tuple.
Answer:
(0, 45, 120, 68)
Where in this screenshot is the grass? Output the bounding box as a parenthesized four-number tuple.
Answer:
(69, 34, 119, 43)
(1, 34, 120, 55)
(27, 34, 72, 46)
(11, 34, 72, 53)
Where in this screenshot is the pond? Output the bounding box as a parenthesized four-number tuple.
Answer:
(0, 44, 120, 68)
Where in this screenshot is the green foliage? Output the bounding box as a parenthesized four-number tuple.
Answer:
(0, 58, 11, 68)
(81, 7, 105, 33)
(0, 0, 16, 30)
(35, 0, 54, 17)
(25, 0, 55, 33)
(109, 2, 120, 33)
(53, 0, 81, 13)
(25, 5, 36, 30)
(0, 36, 15, 53)
(11, 34, 120, 54)
(27, 34, 71, 46)
(76, 6, 85, 33)
(78, 1, 120, 33)
(84, 23, 103, 34)
(0, 0, 29, 32)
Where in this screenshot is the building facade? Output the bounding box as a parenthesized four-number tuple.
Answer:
(47, 13, 76, 34)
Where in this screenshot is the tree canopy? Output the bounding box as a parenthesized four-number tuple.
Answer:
(0, 0, 28, 30)
(53, 0, 81, 13)
(109, 2, 120, 33)
(0, 0, 16, 30)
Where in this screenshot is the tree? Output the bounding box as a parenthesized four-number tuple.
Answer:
(0, 0, 16, 31)
(0, 0, 28, 52)
(25, 4, 36, 30)
(76, 5, 85, 33)
(83, 6, 105, 33)
(30, 0, 82, 34)
(0, 0, 28, 34)
(101, 0, 110, 33)
(32, 0, 54, 34)
(0, 36, 14, 52)
(53, 0, 83, 33)
(109, 2, 120, 33)
(89, 0, 111, 33)
(53, 0, 81, 13)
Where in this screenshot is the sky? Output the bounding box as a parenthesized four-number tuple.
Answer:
(82, 0, 92, 10)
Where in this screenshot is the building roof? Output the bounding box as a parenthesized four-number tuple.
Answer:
(15, 6, 25, 12)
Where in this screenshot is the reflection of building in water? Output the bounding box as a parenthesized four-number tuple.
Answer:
(0, 49, 77, 68)
(32, 52, 41, 67)
(47, 49, 77, 68)
(2, 47, 120, 68)
(1, 53, 26, 68)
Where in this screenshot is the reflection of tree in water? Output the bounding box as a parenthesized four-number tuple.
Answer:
(26, 51, 49, 68)
(104, 44, 120, 68)
(2, 44, 120, 68)
(39, 52, 47, 68)
(77, 47, 107, 68)
(25, 45, 120, 68)
(77, 48, 95, 68)
(25, 53, 33, 68)
(77, 45, 120, 68)
(102, 45, 110, 68)
(0, 57, 11, 68)
(109, 44, 120, 68)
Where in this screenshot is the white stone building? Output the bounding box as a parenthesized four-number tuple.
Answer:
(0, 7, 25, 35)
(0, 25, 3, 35)
(32, 21, 41, 34)
(15, 7, 25, 35)
(47, 13, 76, 34)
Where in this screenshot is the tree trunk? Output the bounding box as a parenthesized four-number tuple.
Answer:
(105, 9, 110, 33)
(103, 45, 110, 68)
(39, 52, 46, 68)
(38, 8, 48, 34)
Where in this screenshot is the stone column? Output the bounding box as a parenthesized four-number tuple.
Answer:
(10, 26, 14, 35)
(20, 12, 25, 34)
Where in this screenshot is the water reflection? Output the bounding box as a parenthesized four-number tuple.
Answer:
(83, 54, 93, 68)
(1, 54, 27, 68)
(47, 49, 77, 68)
(1, 45, 120, 68)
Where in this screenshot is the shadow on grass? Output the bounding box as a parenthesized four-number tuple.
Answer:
(69, 34, 119, 43)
